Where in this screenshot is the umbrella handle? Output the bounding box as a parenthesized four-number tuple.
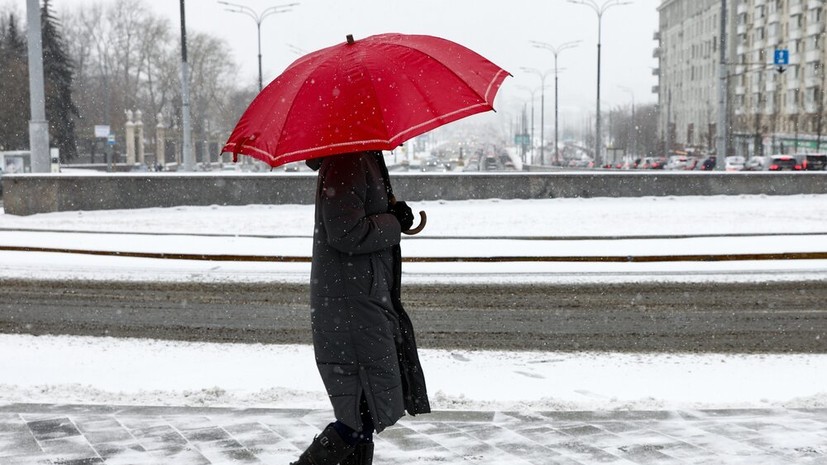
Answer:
(403, 211, 427, 235)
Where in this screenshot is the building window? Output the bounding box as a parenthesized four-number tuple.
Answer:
(808, 8, 822, 25)
(787, 89, 800, 112)
(789, 65, 799, 79)
(804, 87, 821, 114)
(792, 39, 802, 54)
(791, 15, 803, 30)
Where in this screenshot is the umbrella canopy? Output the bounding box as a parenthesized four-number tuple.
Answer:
(222, 33, 510, 167)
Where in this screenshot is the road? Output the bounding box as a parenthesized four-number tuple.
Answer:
(1, 278, 825, 353)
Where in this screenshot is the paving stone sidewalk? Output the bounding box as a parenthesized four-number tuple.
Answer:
(1, 404, 826, 465)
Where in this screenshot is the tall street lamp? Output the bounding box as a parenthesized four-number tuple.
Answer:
(568, 0, 631, 167)
(531, 40, 580, 165)
(179, 0, 195, 171)
(521, 67, 553, 165)
(618, 85, 636, 160)
(218, 1, 298, 92)
(518, 85, 542, 164)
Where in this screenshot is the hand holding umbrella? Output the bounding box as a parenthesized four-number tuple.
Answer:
(389, 197, 427, 235)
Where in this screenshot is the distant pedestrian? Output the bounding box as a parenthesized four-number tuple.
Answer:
(291, 151, 430, 465)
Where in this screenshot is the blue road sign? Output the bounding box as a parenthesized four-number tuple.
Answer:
(774, 49, 789, 66)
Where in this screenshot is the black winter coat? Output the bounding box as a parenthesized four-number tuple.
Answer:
(309, 151, 430, 433)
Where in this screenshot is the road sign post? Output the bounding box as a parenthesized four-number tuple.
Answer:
(774, 49, 789, 73)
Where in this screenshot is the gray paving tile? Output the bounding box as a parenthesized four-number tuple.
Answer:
(26, 417, 81, 441)
(0, 457, 54, 465)
(0, 431, 43, 458)
(37, 435, 98, 463)
(91, 440, 146, 459)
(0, 404, 825, 464)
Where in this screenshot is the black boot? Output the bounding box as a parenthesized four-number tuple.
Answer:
(340, 442, 374, 465)
(290, 424, 355, 465)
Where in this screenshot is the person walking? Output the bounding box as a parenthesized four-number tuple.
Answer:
(291, 151, 430, 465)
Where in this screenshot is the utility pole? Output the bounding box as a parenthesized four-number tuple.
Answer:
(518, 85, 539, 164)
(817, 22, 825, 152)
(619, 85, 636, 160)
(666, 89, 672, 158)
(179, 0, 195, 171)
(521, 67, 552, 165)
(26, 0, 49, 173)
(715, 0, 728, 171)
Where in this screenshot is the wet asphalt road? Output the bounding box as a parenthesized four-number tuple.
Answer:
(1, 278, 825, 353)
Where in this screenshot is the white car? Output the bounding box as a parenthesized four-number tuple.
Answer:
(744, 156, 768, 171)
(725, 156, 745, 171)
(665, 155, 688, 170)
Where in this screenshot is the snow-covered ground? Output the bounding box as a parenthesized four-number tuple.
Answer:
(2, 335, 825, 412)
(1, 195, 826, 411)
(1, 194, 827, 284)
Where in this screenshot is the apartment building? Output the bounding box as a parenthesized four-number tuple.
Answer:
(655, 0, 825, 157)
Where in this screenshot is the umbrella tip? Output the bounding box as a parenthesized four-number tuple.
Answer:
(346, 34, 355, 45)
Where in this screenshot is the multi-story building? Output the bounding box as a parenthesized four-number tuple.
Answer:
(655, 0, 825, 157)
(655, 0, 730, 155)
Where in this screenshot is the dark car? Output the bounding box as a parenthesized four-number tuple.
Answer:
(768, 155, 800, 171)
(483, 156, 500, 171)
(0, 166, 3, 195)
(800, 154, 827, 171)
(699, 156, 716, 170)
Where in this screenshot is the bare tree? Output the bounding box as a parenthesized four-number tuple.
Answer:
(60, 0, 241, 162)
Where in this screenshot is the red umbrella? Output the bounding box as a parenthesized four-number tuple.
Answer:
(221, 33, 510, 167)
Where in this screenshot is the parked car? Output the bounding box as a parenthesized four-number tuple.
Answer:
(665, 155, 689, 170)
(744, 156, 768, 171)
(0, 166, 4, 195)
(725, 156, 745, 171)
(767, 154, 800, 171)
(639, 157, 665, 169)
(698, 156, 716, 170)
(420, 157, 441, 172)
(283, 161, 302, 172)
(799, 153, 827, 171)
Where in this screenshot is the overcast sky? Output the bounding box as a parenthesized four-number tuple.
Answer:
(10, 0, 659, 123)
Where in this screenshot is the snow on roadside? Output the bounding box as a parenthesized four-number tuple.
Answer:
(2, 195, 827, 237)
(1, 334, 825, 412)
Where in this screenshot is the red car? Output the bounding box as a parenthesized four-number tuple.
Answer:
(768, 155, 801, 171)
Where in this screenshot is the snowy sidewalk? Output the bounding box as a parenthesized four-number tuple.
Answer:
(3, 403, 827, 465)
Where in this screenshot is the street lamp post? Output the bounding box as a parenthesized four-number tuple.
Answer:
(619, 85, 635, 161)
(568, 0, 631, 167)
(218, 1, 298, 92)
(521, 67, 553, 165)
(179, 0, 194, 171)
(517, 85, 541, 164)
(531, 40, 580, 165)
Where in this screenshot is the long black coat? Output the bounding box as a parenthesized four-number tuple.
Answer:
(309, 151, 430, 434)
